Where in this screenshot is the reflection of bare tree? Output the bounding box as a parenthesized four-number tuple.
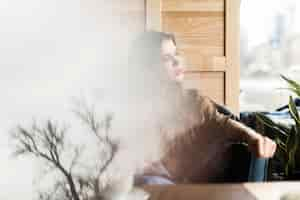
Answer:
(10, 101, 118, 200)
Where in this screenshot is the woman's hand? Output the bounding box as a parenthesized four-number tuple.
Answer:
(247, 133, 277, 158)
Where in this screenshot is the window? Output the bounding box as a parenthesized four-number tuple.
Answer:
(240, 0, 300, 111)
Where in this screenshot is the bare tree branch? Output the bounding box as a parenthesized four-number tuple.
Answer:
(11, 120, 81, 200)
(11, 99, 119, 200)
(72, 100, 119, 180)
(69, 146, 82, 174)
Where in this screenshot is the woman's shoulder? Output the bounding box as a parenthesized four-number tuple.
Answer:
(184, 89, 217, 116)
(184, 89, 215, 104)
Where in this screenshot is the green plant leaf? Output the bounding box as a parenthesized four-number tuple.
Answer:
(290, 88, 300, 97)
(276, 122, 292, 133)
(285, 163, 289, 177)
(295, 125, 300, 167)
(286, 126, 299, 176)
(281, 75, 300, 97)
(288, 151, 296, 177)
(256, 113, 289, 138)
(288, 96, 300, 124)
(256, 113, 276, 127)
(287, 126, 298, 152)
(275, 137, 286, 152)
(293, 126, 299, 154)
(275, 148, 287, 165)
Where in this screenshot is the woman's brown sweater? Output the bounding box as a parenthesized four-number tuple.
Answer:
(139, 92, 258, 184)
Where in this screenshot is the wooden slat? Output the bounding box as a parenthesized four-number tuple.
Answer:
(183, 72, 225, 105)
(225, 0, 240, 114)
(162, 11, 224, 36)
(161, 0, 240, 112)
(163, 12, 224, 56)
(179, 46, 224, 57)
(146, 0, 162, 31)
(182, 56, 227, 71)
(162, 0, 224, 12)
(176, 35, 224, 49)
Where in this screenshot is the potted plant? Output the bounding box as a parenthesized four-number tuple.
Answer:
(255, 75, 300, 180)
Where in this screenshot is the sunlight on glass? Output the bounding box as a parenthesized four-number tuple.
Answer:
(240, 0, 300, 111)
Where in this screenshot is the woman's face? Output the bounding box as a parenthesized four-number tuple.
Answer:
(161, 39, 185, 83)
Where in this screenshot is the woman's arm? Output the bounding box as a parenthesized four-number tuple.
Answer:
(198, 96, 276, 158)
(224, 118, 276, 158)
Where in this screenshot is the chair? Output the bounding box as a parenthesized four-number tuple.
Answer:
(215, 104, 268, 182)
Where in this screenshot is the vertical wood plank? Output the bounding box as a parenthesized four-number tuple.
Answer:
(162, 0, 224, 12)
(146, 0, 162, 31)
(184, 72, 225, 105)
(225, 0, 240, 114)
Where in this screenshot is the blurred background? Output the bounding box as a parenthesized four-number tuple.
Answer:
(240, 0, 300, 111)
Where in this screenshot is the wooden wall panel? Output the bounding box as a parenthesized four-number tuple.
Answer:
(183, 72, 225, 105)
(162, 12, 224, 56)
(178, 46, 224, 58)
(225, 0, 240, 114)
(158, 0, 240, 113)
(161, 0, 226, 106)
(162, 0, 224, 12)
(162, 12, 224, 36)
(146, 0, 161, 30)
(183, 55, 226, 71)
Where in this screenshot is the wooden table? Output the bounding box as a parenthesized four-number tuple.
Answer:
(143, 182, 300, 200)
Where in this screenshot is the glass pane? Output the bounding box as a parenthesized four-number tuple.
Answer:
(240, 0, 300, 111)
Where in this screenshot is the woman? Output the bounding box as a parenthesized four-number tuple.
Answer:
(129, 31, 276, 184)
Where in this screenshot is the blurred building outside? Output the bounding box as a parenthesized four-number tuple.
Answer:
(240, 0, 300, 112)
